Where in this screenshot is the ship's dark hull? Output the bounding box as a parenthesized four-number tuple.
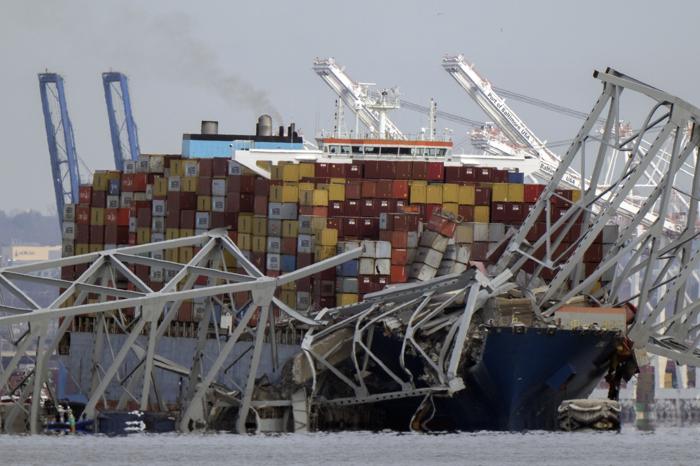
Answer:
(317, 326, 618, 432)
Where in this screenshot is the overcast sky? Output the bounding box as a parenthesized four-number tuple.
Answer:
(1, 0, 699, 214)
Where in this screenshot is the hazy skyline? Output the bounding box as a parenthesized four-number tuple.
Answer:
(2, 0, 699, 213)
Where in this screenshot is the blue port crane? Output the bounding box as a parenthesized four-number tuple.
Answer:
(102, 71, 140, 171)
(38, 73, 81, 225)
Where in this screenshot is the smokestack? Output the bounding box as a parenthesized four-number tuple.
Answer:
(201, 120, 219, 135)
(279, 125, 285, 137)
(256, 114, 272, 137)
(289, 123, 296, 139)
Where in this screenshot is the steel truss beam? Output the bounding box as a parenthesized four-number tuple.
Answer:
(499, 68, 700, 366)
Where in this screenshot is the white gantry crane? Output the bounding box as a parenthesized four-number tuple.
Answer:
(442, 54, 680, 233)
(313, 57, 405, 139)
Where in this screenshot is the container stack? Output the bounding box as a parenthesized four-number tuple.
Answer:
(61, 154, 611, 318)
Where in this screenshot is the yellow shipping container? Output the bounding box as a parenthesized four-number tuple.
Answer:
(75, 244, 90, 255)
(410, 184, 427, 204)
(474, 206, 490, 223)
(137, 227, 151, 244)
(257, 161, 271, 172)
(90, 208, 105, 226)
(237, 233, 252, 251)
(281, 290, 296, 308)
(572, 190, 582, 203)
(269, 185, 283, 202)
(298, 181, 315, 191)
(492, 183, 509, 202)
(458, 185, 475, 205)
(166, 228, 179, 240)
(454, 224, 473, 244)
(312, 189, 329, 207)
(442, 203, 459, 217)
(314, 245, 336, 260)
(282, 281, 297, 291)
(337, 293, 359, 306)
(310, 216, 327, 233)
(442, 184, 459, 203)
(92, 171, 109, 191)
(282, 185, 299, 203)
(165, 248, 179, 263)
(328, 184, 345, 201)
(89, 244, 103, 253)
(253, 216, 267, 236)
(282, 164, 300, 182)
(179, 247, 194, 263)
(223, 250, 237, 268)
(426, 185, 443, 204)
(180, 229, 194, 238)
(330, 177, 346, 184)
(153, 176, 168, 197)
(182, 176, 198, 193)
(170, 159, 184, 177)
(299, 163, 315, 179)
(252, 236, 267, 253)
(299, 188, 314, 205)
(238, 213, 253, 234)
(197, 196, 212, 212)
(318, 228, 338, 246)
(507, 183, 524, 203)
(271, 165, 283, 181)
(282, 220, 299, 238)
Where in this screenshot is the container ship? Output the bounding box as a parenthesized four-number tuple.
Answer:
(55, 115, 628, 432)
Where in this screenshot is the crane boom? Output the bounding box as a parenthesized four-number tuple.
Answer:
(313, 58, 405, 139)
(442, 55, 677, 232)
(102, 71, 140, 171)
(38, 73, 81, 225)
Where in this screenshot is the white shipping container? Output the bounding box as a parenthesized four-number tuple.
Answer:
(298, 215, 313, 234)
(488, 223, 505, 243)
(378, 212, 389, 230)
(195, 228, 208, 236)
(212, 196, 225, 212)
(267, 219, 282, 236)
(415, 247, 443, 269)
(123, 160, 137, 174)
(267, 237, 282, 254)
(62, 241, 74, 257)
(168, 176, 181, 192)
(297, 234, 314, 253)
(336, 277, 358, 294)
(602, 225, 619, 244)
(150, 267, 164, 282)
(212, 179, 227, 197)
(136, 158, 150, 173)
(129, 216, 137, 233)
(228, 160, 243, 176)
(152, 199, 166, 216)
(62, 222, 76, 240)
(63, 204, 76, 222)
(183, 160, 199, 177)
(152, 216, 165, 233)
(106, 195, 120, 209)
(455, 244, 471, 264)
(407, 247, 417, 264)
(473, 223, 490, 242)
(409, 262, 437, 282)
(361, 240, 376, 258)
(375, 241, 392, 259)
(266, 253, 281, 271)
(407, 231, 419, 249)
(151, 233, 165, 243)
(337, 240, 361, 253)
(120, 192, 134, 208)
(296, 292, 311, 310)
(359, 258, 375, 275)
(145, 184, 153, 200)
(195, 212, 210, 229)
(148, 155, 165, 173)
(419, 230, 449, 253)
(268, 202, 297, 220)
(374, 258, 391, 275)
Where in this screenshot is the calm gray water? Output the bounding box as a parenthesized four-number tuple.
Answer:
(0, 427, 697, 465)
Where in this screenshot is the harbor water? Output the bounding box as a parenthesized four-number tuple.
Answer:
(0, 426, 697, 465)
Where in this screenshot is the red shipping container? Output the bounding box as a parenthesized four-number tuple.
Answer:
(297, 253, 313, 269)
(552, 189, 573, 207)
(445, 166, 462, 182)
(360, 217, 379, 238)
(395, 161, 412, 179)
(492, 169, 508, 182)
(426, 162, 444, 181)
(180, 210, 196, 229)
(362, 199, 378, 217)
(240, 193, 255, 212)
(315, 163, 330, 178)
(458, 205, 474, 222)
(463, 167, 477, 182)
(427, 212, 458, 237)
(329, 163, 346, 177)
(391, 180, 409, 199)
(329, 201, 344, 217)
(250, 252, 266, 272)
(584, 243, 603, 263)
(390, 265, 409, 283)
(525, 222, 547, 243)
(390, 213, 419, 231)
(79, 186, 92, 205)
(524, 184, 546, 203)
(361, 181, 378, 198)
(326, 217, 341, 231)
(425, 204, 442, 221)
(180, 192, 197, 210)
(137, 207, 152, 228)
(281, 237, 297, 255)
(91, 191, 107, 208)
(210, 212, 226, 228)
(411, 161, 428, 180)
(475, 167, 492, 182)
(212, 158, 228, 177)
(197, 176, 212, 196)
(474, 187, 491, 205)
(254, 195, 268, 215)
(105, 208, 130, 226)
(342, 217, 360, 237)
(391, 248, 409, 266)
(377, 199, 396, 214)
(61, 266, 75, 281)
(378, 161, 396, 179)
(377, 276, 389, 290)
(254, 177, 270, 196)
(76, 206, 90, 224)
(198, 158, 213, 178)
(524, 203, 545, 223)
(362, 161, 380, 179)
(380, 230, 407, 248)
(376, 181, 393, 199)
(76, 224, 90, 243)
(345, 199, 361, 216)
(346, 181, 361, 199)
(347, 163, 363, 179)
(105, 225, 129, 244)
(358, 275, 377, 294)
(507, 203, 524, 224)
(89, 225, 104, 244)
(470, 242, 490, 261)
(318, 296, 336, 308)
